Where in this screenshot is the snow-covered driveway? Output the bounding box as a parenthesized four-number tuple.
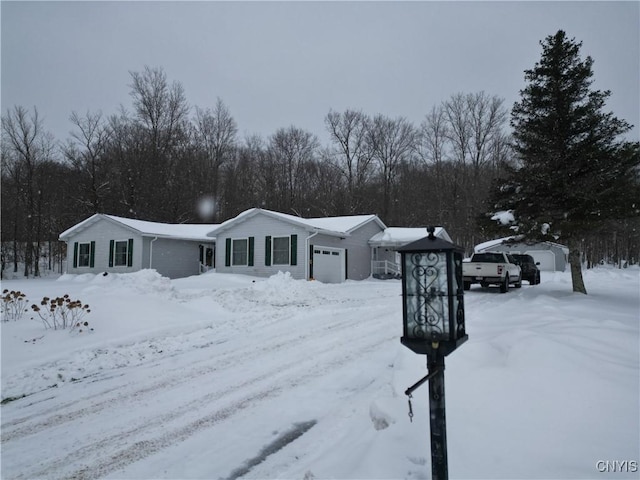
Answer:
(1, 273, 404, 479)
(1, 268, 638, 479)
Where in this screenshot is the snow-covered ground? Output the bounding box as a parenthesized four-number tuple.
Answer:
(1, 267, 638, 479)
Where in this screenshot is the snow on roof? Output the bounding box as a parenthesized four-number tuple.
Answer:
(474, 236, 569, 253)
(474, 237, 514, 253)
(59, 214, 218, 242)
(369, 227, 451, 247)
(104, 215, 218, 241)
(305, 214, 382, 233)
(212, 208, 385, 237)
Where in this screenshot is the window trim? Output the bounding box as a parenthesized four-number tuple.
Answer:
(77, 242, 92, 268)
(271, 236, 291, 266)
(265, 234, 297, 266)
(231, 238, 249, 266)
(113, 239, 130, 267)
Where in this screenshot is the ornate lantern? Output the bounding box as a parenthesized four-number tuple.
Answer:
(399, 227, 467, 357)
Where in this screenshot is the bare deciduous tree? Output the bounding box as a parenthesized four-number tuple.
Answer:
(194, 98, 238, 217)
(325, 109, 373, 213)
(443, 93, 472, 165)
(268, 126, 320, 214)
(63, 110, 112, 214)
(127, 66, 191, 220)
(467, 92, 508, 170)
(367, 115, 417, 223)
(1, 106, 55, 276)
(129, 66, 190, 155)
(220, 135, 265, 218)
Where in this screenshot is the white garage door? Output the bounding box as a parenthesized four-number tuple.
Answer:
(313, 246, 345, 283)
(526, 250, 556, 271)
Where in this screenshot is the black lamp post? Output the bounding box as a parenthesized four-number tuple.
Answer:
(399, 226, 467, 480)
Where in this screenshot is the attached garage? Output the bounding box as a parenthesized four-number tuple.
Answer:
(312, 246, 346, 283)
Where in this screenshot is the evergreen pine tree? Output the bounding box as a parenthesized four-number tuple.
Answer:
(484, 30, 638, 294)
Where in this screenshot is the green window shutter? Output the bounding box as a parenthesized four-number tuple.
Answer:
(127, 239, 134, 267)
(248, 237, 255, 267)
(290, 234, 297, 266)
(265, 236, 272, 266)
(90, 241, 96, 268)
(73, 242, 78, 268)
(109, 240, 114, 267)
(199, 245, 204, 264)
(225, 238, 231, 267)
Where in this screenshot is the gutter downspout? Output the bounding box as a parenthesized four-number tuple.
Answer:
(305, 232, 318, 280)
(150, 236, 158, 270)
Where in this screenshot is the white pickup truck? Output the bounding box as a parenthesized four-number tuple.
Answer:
(463, 252, 522, 293)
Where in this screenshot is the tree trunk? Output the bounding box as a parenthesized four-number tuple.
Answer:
(12, 239, 18, 273)
(33, 243, 40, 277)
(568, 240, 587, 294)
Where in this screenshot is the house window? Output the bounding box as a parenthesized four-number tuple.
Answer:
(114, 240, 129, 266)
(272, 236, 290, 265)
(78, 243, 91, 267)
(232, 239, 248, 266)
(74, 241, 95, 269)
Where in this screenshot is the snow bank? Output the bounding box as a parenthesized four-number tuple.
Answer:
(59, 269, 175, 297)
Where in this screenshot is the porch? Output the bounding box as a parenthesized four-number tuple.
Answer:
(368, 226, 452, 280)
(371, 259, 401, 279)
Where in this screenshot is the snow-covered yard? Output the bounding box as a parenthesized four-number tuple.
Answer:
(1, 267, 638, 479)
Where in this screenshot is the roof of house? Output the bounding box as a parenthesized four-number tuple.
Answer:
(368, 227, 451, 247)
(209, 208, 386, 237)
(59, 214, 218, 242)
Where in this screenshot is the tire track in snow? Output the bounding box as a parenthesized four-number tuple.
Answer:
(9, 318, 395, 480)
(1, 301, 391, 442)
(225, 420, 318, 480)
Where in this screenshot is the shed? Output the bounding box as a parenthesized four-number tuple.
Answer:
(59, 214, 218, 279)
(208, 208, 386, 283)
(474, 237, 568, 272)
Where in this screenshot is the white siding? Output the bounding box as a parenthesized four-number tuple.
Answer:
(310, 221, 384, 280)
(63, 218, 215, 279)
(214, 212, 384, 282)
(215, 213, 309, 279)
(64, 220, 142, 275)
(148, 238, 214, 279)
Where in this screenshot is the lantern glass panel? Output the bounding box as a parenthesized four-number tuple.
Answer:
(450, 253, 465, 339)
(403, 251, 449, 341)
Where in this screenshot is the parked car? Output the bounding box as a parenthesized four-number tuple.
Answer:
(462, 252, 522, 293)
(511, 254, 541, 285)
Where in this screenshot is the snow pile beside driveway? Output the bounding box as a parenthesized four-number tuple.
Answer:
(75, 269, 176, 297)
(1, 267, 638, 479)
(215, 271, 329, 312)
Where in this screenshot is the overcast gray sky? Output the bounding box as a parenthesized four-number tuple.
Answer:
(2, 1, 639, 144)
